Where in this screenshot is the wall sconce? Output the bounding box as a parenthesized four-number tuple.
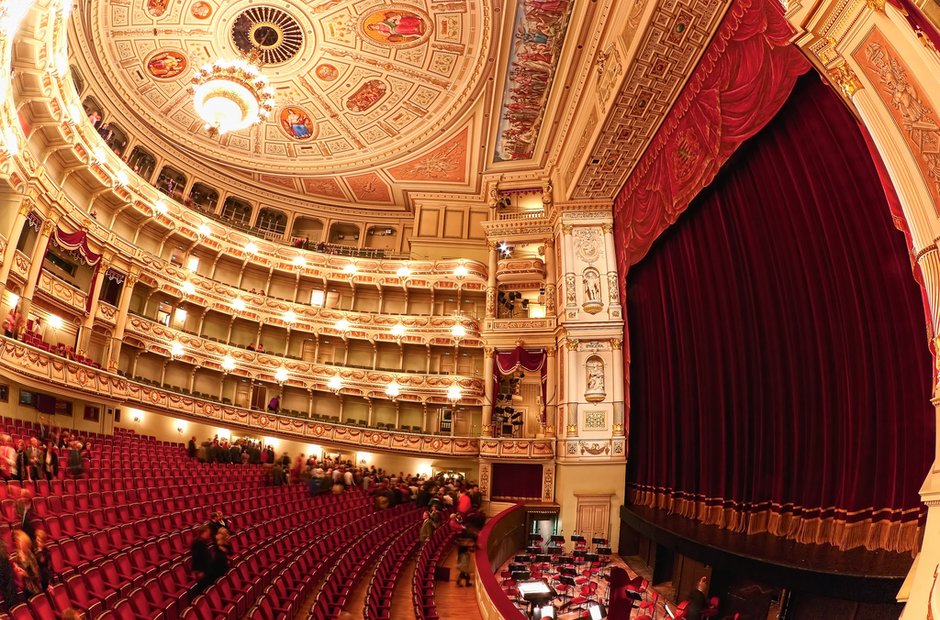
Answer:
(170, 341, 184, 359)
(447, 385, 462, 404)
(328, 375, 342, 394)
(385, 381, 400, 401)
(275, 367, 289, 385)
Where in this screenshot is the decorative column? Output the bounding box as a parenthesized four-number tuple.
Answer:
(610, 338, 625, 436)
(76, 257, 110, 352)
(561, 224, 578, 317)
(486, 241, 498, 319)
(545, 348, 557, 436)
(543, 238, 557, 318)
(108, 273, 137, 371)
(602, 223, 622, 319)
(482, 346, 495, 436)
(17, 216, 57, 335)
(0, 202, 31, 300)
(565, 338, 579, 437)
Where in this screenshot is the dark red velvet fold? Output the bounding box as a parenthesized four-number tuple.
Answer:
(623, 74, 933, 553)
(613, 0, 810, 287)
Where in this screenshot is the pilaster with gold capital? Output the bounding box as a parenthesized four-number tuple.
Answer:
(0, 201, 33, 292)
(828, 62, 863, 100)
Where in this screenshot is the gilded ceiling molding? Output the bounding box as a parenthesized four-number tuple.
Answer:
(570, 0, 732, 200)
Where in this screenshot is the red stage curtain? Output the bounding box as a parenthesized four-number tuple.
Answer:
(612, 0, 809, 283)
(624, 74, 934, 554)
(494, 347, 547, 423)
(53, 226, 102, 265)
(491, 463, 543, 500)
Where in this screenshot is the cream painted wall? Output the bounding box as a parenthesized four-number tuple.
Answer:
(555, 462, 626, 551)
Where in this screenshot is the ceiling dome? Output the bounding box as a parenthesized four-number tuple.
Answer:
(72, 0, 493, 185)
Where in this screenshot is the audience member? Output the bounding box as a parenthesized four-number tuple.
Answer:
(190, 525, 214, 593)
(187, 436, 197, 458)
(2, 305, 20, 339)
(11, 530, 41, 599)
(0, 435, 14, 480)
(0, 540, 16, 610)
(67, 441, 84, 477)
(43, 440, 58, 481)
(419, 511, 434, 542)
(208, 511, 232, 538)
(34, 529, 52, 591)
(16, 489, 35, 541)
(13, 439, 27, 482)
(682, 576, 710, 620)
(210, 528, 232, 581)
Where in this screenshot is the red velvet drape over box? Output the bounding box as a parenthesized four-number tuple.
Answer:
(623, 73, 934, 553)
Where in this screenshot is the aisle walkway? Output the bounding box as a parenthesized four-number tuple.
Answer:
(292, 543, 484, 619)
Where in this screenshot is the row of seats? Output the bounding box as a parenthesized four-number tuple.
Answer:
(364, 523, 421, 619)
(188, 498, 409, 620)
(310, 507, 421, 619)
(5, 488, 371, 619)
(413, 524, 458, 620)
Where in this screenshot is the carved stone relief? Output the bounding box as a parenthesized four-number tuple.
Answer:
(573, 227, 602, 264)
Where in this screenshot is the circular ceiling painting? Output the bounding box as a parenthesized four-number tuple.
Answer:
(231, 6, 304, 65)
(73, 0, 493, 177)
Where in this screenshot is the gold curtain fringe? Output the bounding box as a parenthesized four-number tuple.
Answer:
(627, 488, 923, 555)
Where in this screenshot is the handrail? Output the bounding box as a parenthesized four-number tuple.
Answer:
(474, 504, 528, 620)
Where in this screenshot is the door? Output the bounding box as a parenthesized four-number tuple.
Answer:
(575, 495, 612, 543)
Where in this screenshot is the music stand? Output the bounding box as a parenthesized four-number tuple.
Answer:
(560, 566, 577, 577)
(536, 554, 551, 564)
(527, 545, 543, 555)
(550, 535, 566, 545)
(570, 534, 586, 543)
(518, 580, 555, 616)
(558, 555, 574, 566)
(547, 545, 563, 556)
(597, 547, 612, 556)
(515, 554, 531, 564)
(585, 553, 600, 563)
(510, 562, 527, 573)
(512, 570, 532, 581)
(591, 537, 607, 545)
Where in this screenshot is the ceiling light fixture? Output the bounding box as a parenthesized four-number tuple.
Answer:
(189, 54, 275, 137)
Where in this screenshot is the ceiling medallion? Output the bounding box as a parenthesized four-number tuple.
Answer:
(231, 7, 303, 65)
(189, 53, 276, 137)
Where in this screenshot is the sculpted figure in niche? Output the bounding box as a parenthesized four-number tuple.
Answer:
(585, 356, 606, 403)
(587, 358, 604, 391)
(583, 268, 601, 302)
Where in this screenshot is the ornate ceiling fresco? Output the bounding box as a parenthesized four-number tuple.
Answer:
(65, 0, 734, 213)
(70, 0, 504, 208)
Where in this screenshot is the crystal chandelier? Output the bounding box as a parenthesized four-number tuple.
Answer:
(189, 55, 275, 136)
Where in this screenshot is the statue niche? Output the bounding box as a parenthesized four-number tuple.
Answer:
(584, 356, 606, 403)
(582, 267, 603, 314)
